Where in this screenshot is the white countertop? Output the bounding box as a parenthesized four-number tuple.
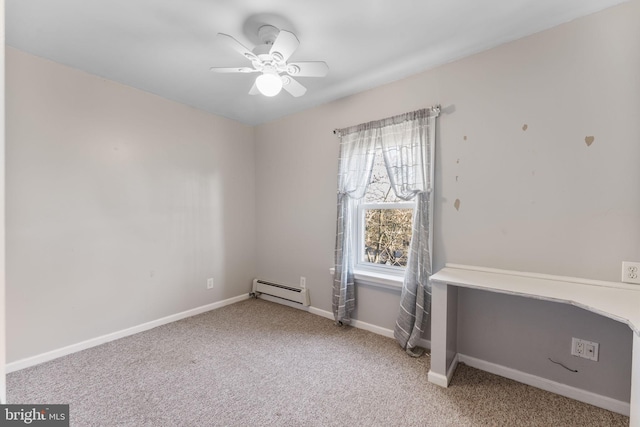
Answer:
(430, 264, 640, 336)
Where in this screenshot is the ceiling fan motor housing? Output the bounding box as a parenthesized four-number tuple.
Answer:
(257, 25, 280, 45)
(251, 43, 296, 75)
(252, 26, 289, 68)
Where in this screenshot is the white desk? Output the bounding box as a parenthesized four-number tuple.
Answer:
(428, 264, 640, 426)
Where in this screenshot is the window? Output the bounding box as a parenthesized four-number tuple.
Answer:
(356, 148, 413, 274)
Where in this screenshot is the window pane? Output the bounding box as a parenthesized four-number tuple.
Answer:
(363, 208, 413, 267)
(363, 151, 401, 203)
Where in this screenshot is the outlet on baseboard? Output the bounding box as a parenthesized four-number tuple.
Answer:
(207, 278, 214, 289)
(621, 261, 640, 284)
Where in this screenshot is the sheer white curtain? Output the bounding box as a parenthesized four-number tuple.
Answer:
(333, 108, 438, 333)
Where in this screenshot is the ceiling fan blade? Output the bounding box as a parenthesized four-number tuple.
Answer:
(282, 76, 307, 97)
(248, 82, 260, 96)
(217, 33, 257, 61)
(287, 61, 329, 78)
(269, 30, 299, 62)
(209, 67, 258, 73)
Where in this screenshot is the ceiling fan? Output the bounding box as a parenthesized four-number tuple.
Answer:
(210, 25, 329, 97)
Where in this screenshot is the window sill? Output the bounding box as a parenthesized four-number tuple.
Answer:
(329, 267, 403, 291)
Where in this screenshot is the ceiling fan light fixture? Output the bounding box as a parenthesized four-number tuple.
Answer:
(213, 27, 328, 98)
(255, 72, 283, 97)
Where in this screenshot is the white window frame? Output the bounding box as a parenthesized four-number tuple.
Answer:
(355, 201, 414, 278)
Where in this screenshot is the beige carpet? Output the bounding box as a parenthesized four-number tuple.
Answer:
(7, 298, 629, 426)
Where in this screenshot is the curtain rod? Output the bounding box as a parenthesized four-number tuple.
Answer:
(332, 104, 441, 135)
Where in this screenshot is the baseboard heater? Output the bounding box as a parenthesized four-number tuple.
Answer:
(251, 279, 310, 306)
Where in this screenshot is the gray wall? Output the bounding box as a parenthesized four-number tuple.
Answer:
(6, 48, 257, 362)
(458, 289, 633, 401)
(254, 0, 639, 401)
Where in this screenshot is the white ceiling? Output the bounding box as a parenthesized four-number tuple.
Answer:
(6, 0, 626, 125)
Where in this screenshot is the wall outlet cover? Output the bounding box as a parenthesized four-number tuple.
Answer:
(621, 261, 640, 285)
(571, 337, 599, 361)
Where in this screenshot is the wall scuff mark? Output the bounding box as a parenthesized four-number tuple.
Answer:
(585, 136, 595, 147)
(522, 124, 528, 131)
(454, 199, 461, 211)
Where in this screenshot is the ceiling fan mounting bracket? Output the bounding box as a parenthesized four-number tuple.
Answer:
(257, 25, 280, 45)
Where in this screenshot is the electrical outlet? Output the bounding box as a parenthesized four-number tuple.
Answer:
(207, 278, 214, 289)
(622, 262, 640, 284)
(300, 276, 306, 289)
(571, 337, 599, 361)
(572, 338, 584, 356)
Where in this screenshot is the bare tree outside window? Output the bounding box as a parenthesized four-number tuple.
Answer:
(361, 151, 413, 267)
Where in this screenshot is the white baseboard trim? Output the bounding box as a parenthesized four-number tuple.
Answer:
(447, 353, 460, 383)
(427, 370, 449, 387)
(352, 318, 394, 339)
(7, 294, 250, 373)
(240, 295, 402, 341)
(258, 296, 432, 349)
(307, 305, 334, 320)
(305, 305, 432, 350)
(428, 353, 459, 387)
(458, 353, 630, 416)
(418, 338, 431, 350)
(306, 305, 397, 339)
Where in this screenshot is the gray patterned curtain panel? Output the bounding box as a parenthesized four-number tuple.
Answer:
(333, 108, 438, 351)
